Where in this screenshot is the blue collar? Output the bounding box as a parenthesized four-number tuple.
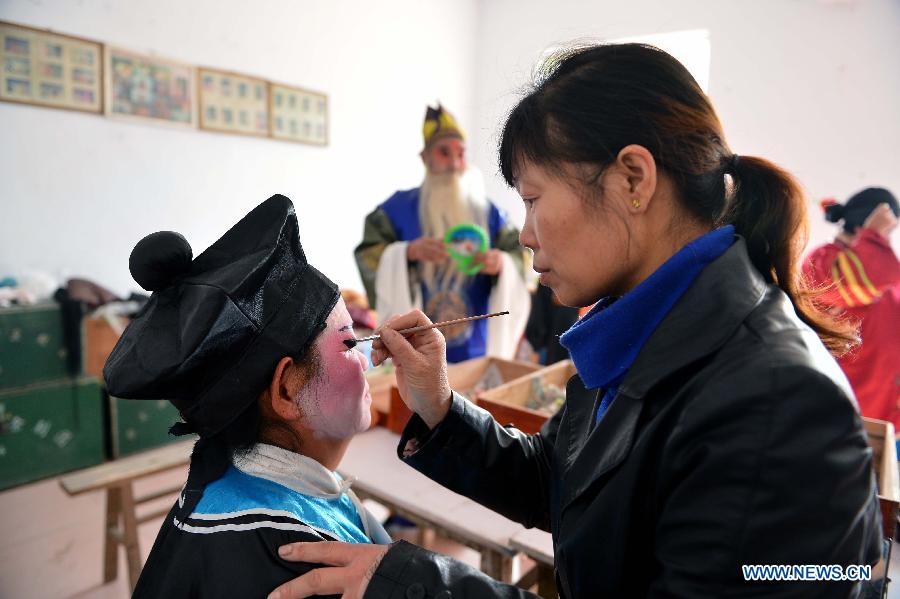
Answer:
(559, 226, 735, 390)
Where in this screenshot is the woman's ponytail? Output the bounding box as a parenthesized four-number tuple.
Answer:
(724, 156, 858, 355)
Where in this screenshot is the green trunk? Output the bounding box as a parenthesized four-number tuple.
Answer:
(108, 396, 191, 458)
(0, 378, 104, 490)
(0, 303, 73, 390)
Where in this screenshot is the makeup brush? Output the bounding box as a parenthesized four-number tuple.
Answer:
(342, 311, 510, 350)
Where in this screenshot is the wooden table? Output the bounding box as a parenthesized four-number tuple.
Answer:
(510, 527, 557, 598)
(340, 427, 549, 582)
(863, 418, 900, 539)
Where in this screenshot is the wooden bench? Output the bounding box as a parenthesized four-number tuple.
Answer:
(510, 527, 556, 598)
(339, 427, 549, 582)
(58, 440, 194, 591)
(57, 428, 544, 589)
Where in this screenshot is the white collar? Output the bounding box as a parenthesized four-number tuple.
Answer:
(232, 443, 355, 499)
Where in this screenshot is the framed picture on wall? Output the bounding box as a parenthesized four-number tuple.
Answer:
(0, 21, 102, 113)
(198, 67, 269, 137)
(104, 46, 195, 128)
(269, 82, 328, 146)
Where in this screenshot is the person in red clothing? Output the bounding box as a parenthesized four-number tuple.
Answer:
(804, 187, 900, 431)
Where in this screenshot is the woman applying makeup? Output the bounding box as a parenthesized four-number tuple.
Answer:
(104, 195, 389, 598)
(272, 44, 882, 598)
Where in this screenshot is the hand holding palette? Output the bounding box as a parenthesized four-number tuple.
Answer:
(444, 224, 489, 275)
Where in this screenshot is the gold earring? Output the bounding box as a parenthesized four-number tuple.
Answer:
(632, 199, 641, 209)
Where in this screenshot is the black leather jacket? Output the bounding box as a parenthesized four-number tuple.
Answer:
(365, 240, 882, 598)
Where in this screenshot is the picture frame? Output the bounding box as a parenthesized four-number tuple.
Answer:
(269, 82, 328, 146)
(104, 46, 196, 128)
(1, 20, 331, 145)
(0, 21, 102, 113)
(197, 67, 269, 137)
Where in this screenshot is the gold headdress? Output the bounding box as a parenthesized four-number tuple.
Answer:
(423, 104, 465, 148)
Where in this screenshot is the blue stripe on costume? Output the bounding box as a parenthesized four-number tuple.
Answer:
(194, 466, 370, 544)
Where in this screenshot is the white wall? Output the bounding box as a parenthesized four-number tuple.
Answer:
(0, 0, 479, 296)
(471, 0, 900, 251)
(2, 0, 898, 298)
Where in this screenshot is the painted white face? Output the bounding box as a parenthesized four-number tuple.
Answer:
(296, 298, 371, 440)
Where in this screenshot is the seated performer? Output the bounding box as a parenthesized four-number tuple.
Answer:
(104, 195, 389, 598)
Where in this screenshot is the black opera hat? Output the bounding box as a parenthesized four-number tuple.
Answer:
(103, 195, 339, 438)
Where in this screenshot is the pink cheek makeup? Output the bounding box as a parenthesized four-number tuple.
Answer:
(319, 329, 368, 398)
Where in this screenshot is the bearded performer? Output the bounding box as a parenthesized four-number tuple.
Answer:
(355, 105, 529, 362)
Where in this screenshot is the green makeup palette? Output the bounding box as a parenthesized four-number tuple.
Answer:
(444, 223, 489, 275)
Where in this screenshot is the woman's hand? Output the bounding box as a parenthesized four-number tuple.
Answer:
(268, 542, 389, 599)
(371, 310, 452, 429)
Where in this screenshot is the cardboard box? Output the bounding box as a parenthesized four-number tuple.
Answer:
(476, 360, 577, 434)
(863, 417, 900, 539)
(386, 357, 540, 433)
(83, 314, 127, 379)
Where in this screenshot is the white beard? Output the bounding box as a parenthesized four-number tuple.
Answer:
(419, 167, 488, 238)
(418, 167, 489, 294)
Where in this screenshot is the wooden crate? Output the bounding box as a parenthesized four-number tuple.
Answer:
(476, 360, 577, 434)
(863, 417, 900, 539)
(386, 357, 540, 433)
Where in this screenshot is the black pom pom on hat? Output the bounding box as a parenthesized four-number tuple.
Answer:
(129, 231, 193, 292)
